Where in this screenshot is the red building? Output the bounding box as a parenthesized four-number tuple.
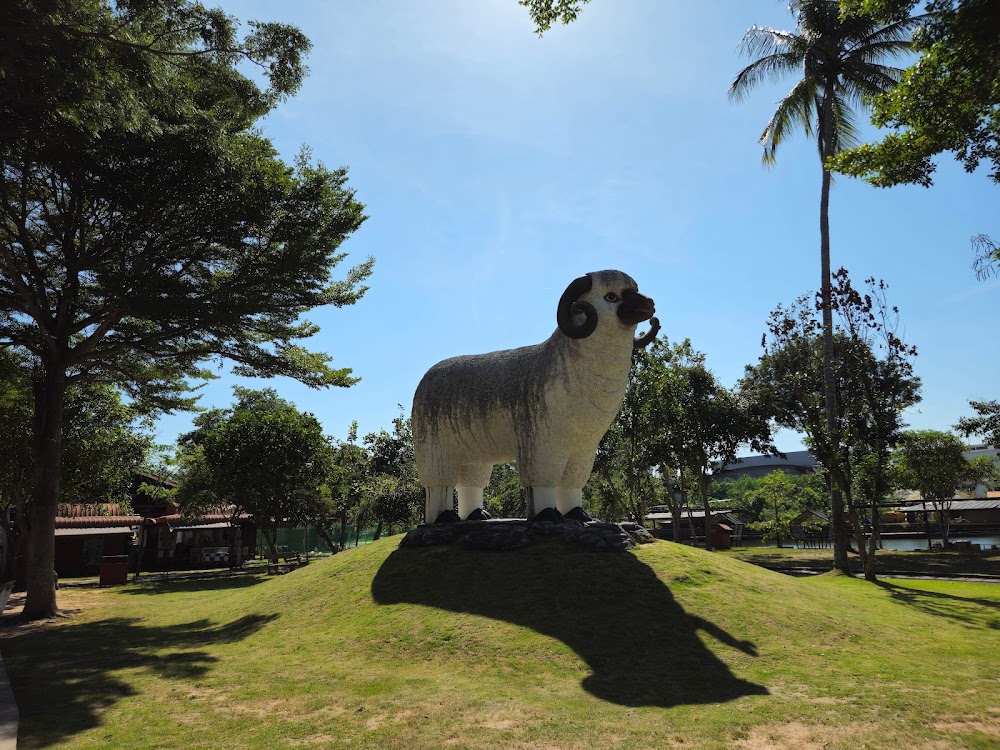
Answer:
(45, 472, 257, 580)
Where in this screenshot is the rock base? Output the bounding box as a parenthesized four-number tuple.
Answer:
(399, 517, 656, 553)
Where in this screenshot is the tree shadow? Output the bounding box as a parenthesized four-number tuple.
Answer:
(371, 543, 768, 707)
(876, 581, 1000, 630)
(114, 575, 267, 595)
(0, 612, 278, 748)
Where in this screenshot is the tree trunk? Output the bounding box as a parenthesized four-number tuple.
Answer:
(923, 507, 933, 550)
(263, 526, 278, 555)
(372, 520, 383, 542)
(818, 85, 850, 575)
(317, 527, 338, 553)
(664, 477, 682, 543)
(23, 366, 68, 620)
(864, 517, 879, 583)
(865, 499, 881, 582)
(700, 470, 713, 552)
(847, 503, 868, 580)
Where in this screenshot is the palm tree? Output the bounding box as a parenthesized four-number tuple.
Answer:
(729, 0, 918, 573)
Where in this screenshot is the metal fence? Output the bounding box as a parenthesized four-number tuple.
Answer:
(256, 526, 382, 555)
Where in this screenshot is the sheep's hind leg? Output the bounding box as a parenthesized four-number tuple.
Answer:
(556, 487, 583, 514)
(456, 486, 486, 520)
(425, 486, 456, 523)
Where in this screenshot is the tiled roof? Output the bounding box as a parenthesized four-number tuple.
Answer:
(900, 500, 1000, 512)
(55, 515, 141, 529)
(150, 513, 249, 526)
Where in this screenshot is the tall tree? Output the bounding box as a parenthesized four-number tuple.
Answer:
(1, 1, 369, 618)
(176, 388, 334, 555)
(729, 1, 917, 573)
(743, 271, 920, 579)
(834, 0, 1000, 276)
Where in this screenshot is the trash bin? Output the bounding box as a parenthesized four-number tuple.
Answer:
(99, 555, 129, 585)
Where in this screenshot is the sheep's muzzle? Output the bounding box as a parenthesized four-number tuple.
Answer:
(617, 289, 655, 325)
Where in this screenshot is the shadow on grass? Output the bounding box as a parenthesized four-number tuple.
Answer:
(876, 581, 1000, 629)
(730, 548, 1000, 577)
(115, 575, 267, 595)
(1, 612, 277, 748)
(371, 543, 768, 707)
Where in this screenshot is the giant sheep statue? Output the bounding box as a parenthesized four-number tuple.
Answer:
(412, 269, 659, 523)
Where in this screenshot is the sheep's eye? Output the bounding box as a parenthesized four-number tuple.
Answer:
(604, 292, 620, 303)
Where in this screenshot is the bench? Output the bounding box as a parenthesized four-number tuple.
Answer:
(266, 553, 307, 575)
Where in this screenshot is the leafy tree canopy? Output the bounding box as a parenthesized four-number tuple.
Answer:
(0, 350, 152, 521)
(176, 387, 333, 553)
(956, 400, 1000, 448)
(834, 0, 1000, 188)
(710, 472, 828, 526)
(483, 462, 524, 519)
(363, 409, 422, 533)
(517, 0, 591, 34)
(2, 0, 369, 617)
(745, 471, 823, 545)
(896, 429, 995, 501)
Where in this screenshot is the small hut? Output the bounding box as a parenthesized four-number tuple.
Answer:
(789, 509, 832, 549)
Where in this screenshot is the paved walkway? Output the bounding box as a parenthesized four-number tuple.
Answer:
(765, 565, 1000, 583)
(0, 652, 17, 749)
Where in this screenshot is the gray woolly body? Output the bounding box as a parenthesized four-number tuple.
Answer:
(413, 326, 633, 489)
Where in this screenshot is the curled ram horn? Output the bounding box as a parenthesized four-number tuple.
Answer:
(556, 274, 598, 339)
(633, 316, 660, 350)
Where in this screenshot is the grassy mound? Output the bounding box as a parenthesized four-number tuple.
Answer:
(4, 538, 1000, 749)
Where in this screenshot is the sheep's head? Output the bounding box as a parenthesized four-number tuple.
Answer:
(557, 270, 660, 349)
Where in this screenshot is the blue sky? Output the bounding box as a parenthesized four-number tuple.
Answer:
(154, 0, 999, 454)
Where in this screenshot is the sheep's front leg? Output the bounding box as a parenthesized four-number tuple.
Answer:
(456, 486, 484, 519)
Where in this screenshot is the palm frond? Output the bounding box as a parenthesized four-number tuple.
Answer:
(729, 51, 805, 102)
(828, 94, 862, 152)
(737, 25, 800, 62)
(840, 62, 902, 104)
(733, 0, 919, 167)
(848, 13, 925, 51)
(851, 39, 912, 65)
(761, 77, 819, 166)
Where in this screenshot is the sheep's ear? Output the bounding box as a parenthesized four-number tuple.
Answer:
(557, 275, 598, 339)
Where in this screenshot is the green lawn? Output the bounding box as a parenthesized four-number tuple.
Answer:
(3, 537, 999, 749)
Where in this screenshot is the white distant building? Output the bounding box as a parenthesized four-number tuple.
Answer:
(964, 444, 999, 498)
(715, 450, 818, 481)
(717, 445, 997, 497)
